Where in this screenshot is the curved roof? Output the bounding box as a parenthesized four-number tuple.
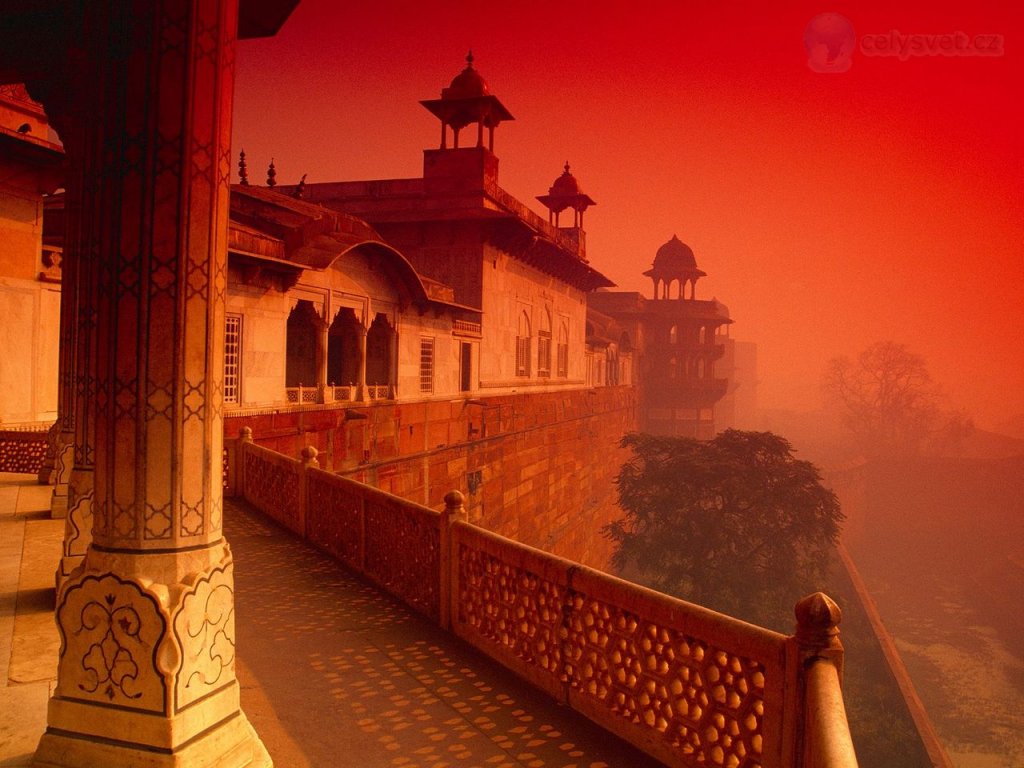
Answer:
(550, 163, 582, 196)
(228, 184, 476, 312)
(654, 234, 697, 271)
(443, 52, 490, 99)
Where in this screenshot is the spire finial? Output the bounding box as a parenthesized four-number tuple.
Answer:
(466, 49, 474, 68)
(238, 149, 249, 186)
(266, 158, 276, 188)
(563, 161, 571, 174)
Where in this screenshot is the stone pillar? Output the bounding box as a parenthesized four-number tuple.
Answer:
(316, 315, 329, 402)
(357, 324, 369, 402)
(47, 134, 85, 516)
(55, 114, 101, 585)
(34, 2, 271, 766)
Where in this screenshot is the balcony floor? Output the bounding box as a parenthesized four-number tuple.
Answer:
(1, 472, 661, 767)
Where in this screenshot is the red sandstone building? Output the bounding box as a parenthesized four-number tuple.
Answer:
(590, 235, 733, 439)
(0, 54, 738, 559)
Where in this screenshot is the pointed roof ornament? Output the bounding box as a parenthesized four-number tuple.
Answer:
(536, 160, 596, 229)
(294, 173, 307, 199)
(266, 158, 276, 188)
(238, 149, 249, 185)
(421, 50, 514, 151)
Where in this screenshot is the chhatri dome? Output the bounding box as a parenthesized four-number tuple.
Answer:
(420, 51, 514, 152)
(643, 234, 707, 300)
(442, 51, 491, 99)
(536, 162, 596, 228)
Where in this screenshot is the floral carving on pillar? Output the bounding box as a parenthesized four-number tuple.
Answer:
(55, 574, 167, 712)
(173, 562, 237, 710)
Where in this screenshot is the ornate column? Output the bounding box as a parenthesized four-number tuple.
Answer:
(316, 314, 330, 403)
(357, 323, 369, 401)
(34, 1, 270, 765)
(55, 118, 97, 584)
(47, 291, 77, 518)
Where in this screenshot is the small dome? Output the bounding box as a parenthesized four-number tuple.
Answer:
(550, 162, 583, 196)
(653, 234, 697, 272)
(443, 51, 490, 99)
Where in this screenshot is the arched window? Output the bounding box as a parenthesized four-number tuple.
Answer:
(669, 325, 678, 345)
(327, 308, 362, 387)
(366, 313, 394, 389)
(516, 310, 531, 377)
(669, 356, 678, 379)
(537, 308, 552, 377)
(557, 321, 569, 377)
(285, 300, 318, 388)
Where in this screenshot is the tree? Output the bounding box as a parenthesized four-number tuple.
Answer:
(823, 341, 939, 456)
(604, 430, 843, 629)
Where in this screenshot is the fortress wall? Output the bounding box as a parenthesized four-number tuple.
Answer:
(226, 385, 639, 569)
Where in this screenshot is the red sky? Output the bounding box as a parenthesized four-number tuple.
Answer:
(232, 0, 1023, 431)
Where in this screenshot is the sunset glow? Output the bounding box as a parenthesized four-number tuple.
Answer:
(232, 0, 1023, 429)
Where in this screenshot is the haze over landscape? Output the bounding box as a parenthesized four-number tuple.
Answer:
(232, 0, 1023, 433)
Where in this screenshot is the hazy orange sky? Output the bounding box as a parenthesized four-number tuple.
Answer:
(232, 0, 1023, 431)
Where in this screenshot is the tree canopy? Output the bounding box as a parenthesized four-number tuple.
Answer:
(604, 430, 843, 629)
(823, 341, 939, 456)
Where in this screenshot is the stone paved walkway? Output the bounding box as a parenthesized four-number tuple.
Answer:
(1, 474, 661, 767)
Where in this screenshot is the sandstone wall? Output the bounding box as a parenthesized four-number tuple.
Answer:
(225, 385, 639, 568)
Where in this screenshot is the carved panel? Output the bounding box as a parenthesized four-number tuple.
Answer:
(0, 430, 49, 473)
(566, 595, 766, 766)
(242, 446, 301, 532)
(55, 574, 167, 713)
(364, 496, 441, 621)
(456, 544, 565, 678)
(306, 472, 363, 567)
(174, 564, 236, 710)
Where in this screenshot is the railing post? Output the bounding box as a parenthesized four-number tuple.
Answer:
(440, 489, 467, 630)
(236, 426, 253, 500)
(299, 444, 319, 537)
(795, 592, 857, 768)
(796, 591, 844, 677)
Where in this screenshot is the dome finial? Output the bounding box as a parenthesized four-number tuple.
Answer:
(266, 158, 276, 188)
(563, 161, 570, 174)
(466, 49, 474, 68)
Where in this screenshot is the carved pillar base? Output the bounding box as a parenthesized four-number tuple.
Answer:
(49, 434, 75, 518)
(37, 422, 61, 486)
(33, 711, 270, 768)
(35, 544, 270, 767)
(55, 468, 92, 590)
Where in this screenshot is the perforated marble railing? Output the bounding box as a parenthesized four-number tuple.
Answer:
(228, 429, 857, 768)
(0, 425, 51, 473)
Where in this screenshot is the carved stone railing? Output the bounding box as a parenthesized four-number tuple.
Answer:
(228, 432, 857, 768)
(366, 384, 392, 400)
(331, 385, 355, 402)
(285, 385, 322, 404)
(452, 319, 482, 336)
(0, 426, 51, 474)
(305, 465, 444, 621)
